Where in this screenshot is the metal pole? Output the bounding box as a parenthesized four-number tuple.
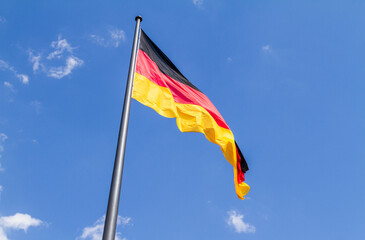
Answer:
(102, 16, 142, 240)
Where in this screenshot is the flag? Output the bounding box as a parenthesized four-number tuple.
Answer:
(132, 30, 250, 199)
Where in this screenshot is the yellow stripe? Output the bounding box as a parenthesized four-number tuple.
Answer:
(132, 72, 250, 199)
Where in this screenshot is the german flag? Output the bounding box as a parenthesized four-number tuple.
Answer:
(132, 30, 250, 199)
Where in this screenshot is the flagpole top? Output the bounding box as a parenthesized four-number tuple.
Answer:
(135, 16, 142, 22)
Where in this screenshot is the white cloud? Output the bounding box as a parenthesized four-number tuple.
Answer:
(90, 28, 126, 48)
(262, 45, 272, 53)
(0, 213, 43, 240)
(0, 133, 7, 172)
(3, 82, 14, 91)
(16, 74, 29, 84)
(0, 213, 42, 231)
(0, 133, 7, 142)
(0, 133, 7, 153)
(80, 220, 105, 240)
(47, 56, 83, 79)
(227, 57, 232, 63)
(47, 35, 74, 60)
(0, 227, 6, 240)
(90, 35, 105, 46)
(30, 100, 41, 115)
(226, 210, 256, 234)
(193, 0, 203, 7)
(118, 216, 131, 225)
(78, 215, 131, 240)
(0, 60, 9, 70)
(109, 29, 125, 47)
(0, 16, 6, 24)
(28, 51, 42, 72)
(28, 36, 83, 79)
(0, 59, 29, 84)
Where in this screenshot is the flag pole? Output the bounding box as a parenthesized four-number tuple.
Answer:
(102, 16, 142, 240)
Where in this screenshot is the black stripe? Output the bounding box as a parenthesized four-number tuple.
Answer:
(235, 142, 249, 173)
(139, 29, 201, 92)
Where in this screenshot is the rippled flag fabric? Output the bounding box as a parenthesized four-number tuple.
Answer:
(132, 30, 250, 199)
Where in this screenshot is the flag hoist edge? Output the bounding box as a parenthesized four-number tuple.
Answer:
(132, 29, 250, 199)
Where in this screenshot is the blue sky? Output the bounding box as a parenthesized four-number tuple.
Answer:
(1, 0, 365, 239)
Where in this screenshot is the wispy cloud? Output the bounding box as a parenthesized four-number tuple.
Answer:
(78, 215, 131, 240)
(0, 133, 8, 171)
(0, 213, 43, 240)
(261, 45, 272, 53)
(0, 16, 6, 24)
(118, 216, 131, 225)
(0, 60, 29, 84)
(90, 28, 126, 48)
(3, 81, 14, 91)
(47, 36, 74, 60)
(193, 0, 203, 7)
(16, 74, 29, 84)
(0, 60, 8, 69)
(90, 35, 105, 47)
(0, 133, 8, 152)
(226, 210, 256, 234)
(28, 51, 42, 72)
(47, 56, 83, 79)
(28, 35, 83, 79)
(226, 57, 232, 63)
(0, 133, 8, 148)
(109, 29, 126, 47)
(30, 100, 41, 115)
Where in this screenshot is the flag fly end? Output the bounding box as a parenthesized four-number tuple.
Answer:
(236, 182, 250, 200)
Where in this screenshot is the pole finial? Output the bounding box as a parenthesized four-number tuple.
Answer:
(135, 16, 142, 22)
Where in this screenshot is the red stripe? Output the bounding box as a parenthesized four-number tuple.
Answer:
(136, 50, 230, 130)
(236, 151, 245, 184)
